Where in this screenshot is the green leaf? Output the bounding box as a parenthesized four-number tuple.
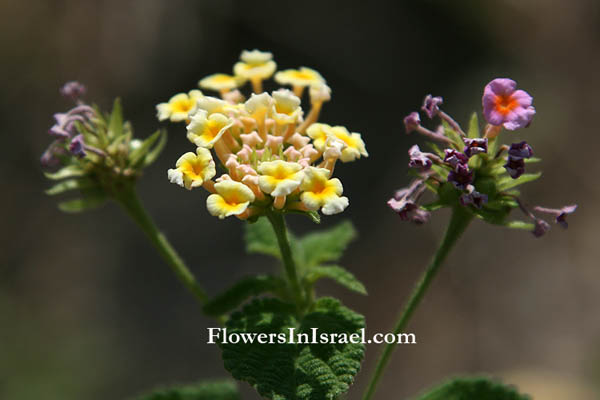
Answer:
(503, 220, 535, 231)
(305, 265, 366, 295)
(44, 165, 86, 180)
(45, 178, 96, 196)
(300, 221, 356, 268)
(245, 217, 281, 259)
(497, 172, 542, 191)
(414, 376, 530, 400)
(467, 112, 480, 138)
(57, 195, 106, 213)
(129, 130, 163, 167)
(108, 97, 123, 139)
(221, 297, 365, 400)
(143, 129, 168, 166)
(524, 157, 541, 163)
(203, 275, 286, 317)
(133, 379, 240, 400)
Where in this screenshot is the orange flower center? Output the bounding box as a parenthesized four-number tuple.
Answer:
(494, 94, 519, 116)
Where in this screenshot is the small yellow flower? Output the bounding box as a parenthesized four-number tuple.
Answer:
(206, 180, 255, 219)
(300, 167, 348, 215)
(186, 110, 234, 148)
(275, 67, 324, 88)
(156, 90, 203, 122)
(327, 126, 368, 162)
(199, 73, 244, 93)
(257, 160, 304, 196)
(272, 89, 302, 125)
(167, 147, 216, 190)
(306, 123, 332, 152)
(233, 49, 277, 81)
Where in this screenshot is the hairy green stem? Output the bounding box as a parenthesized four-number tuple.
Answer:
(362, 207, 473, 400)
(115, 183, 209, 305)
(265, 210, 304, 308)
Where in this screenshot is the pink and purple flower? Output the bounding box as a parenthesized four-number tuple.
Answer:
(482, 78, 535, 130)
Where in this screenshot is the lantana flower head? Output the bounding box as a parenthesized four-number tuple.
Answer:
(163, 50, 367, 222)
(392, 78, 576, 237)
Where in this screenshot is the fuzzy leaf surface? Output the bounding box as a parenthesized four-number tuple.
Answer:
(221, 297, 365, 400)
(203, 275, 286, 317)
(305, 265, 367, 295)
(415, 377, 530, 400)
(299, 221, 356, 268)
(133, 379, 240, 400)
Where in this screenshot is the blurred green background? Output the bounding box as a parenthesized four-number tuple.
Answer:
(1, 0, 599, 399)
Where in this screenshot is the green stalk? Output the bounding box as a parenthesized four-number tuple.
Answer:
(265, 210, 304, 308)
(115, 183, 209, 305)
(362, 207, 473, 400)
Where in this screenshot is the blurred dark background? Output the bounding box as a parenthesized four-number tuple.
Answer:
(1, 0, 599, 399)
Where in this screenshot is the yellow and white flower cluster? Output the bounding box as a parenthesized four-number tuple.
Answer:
(159, 50, 368, 220)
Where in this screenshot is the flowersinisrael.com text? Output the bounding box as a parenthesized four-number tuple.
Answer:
(207, 328, 416, 345)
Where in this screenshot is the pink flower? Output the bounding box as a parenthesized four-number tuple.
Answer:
(482, 78, 535, 130)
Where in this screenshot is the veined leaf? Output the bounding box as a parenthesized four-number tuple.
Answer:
(467, 112, 480, 138)
(300, 221, 356, 268)
(305, 265, 366, 295)
(414, 376, 530, 400)
(58, 195, 106, 213)
(44, 165, 86, 180)
(203, 275, 286, 317)
(133, 379, 240, 400)
(497, 172, 542, 191)
(221, 297, 365, 400)
(45, 178, 97, 196)
(245, 217, 281, 259)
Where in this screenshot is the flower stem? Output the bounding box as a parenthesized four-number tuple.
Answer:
(265, 210, 304, 308)
(115, 183, 209, 305)
(362, 207, 473, 400)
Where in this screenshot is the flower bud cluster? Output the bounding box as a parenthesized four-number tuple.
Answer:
(392, 78, 576, 237)
(158, 50, 368, 221)
(42, 82, 167, 209)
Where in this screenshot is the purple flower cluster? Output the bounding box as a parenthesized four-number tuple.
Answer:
(393, 77, 576, 237)
(41, 82, 96, 168)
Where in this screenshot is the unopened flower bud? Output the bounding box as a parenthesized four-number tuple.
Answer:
(532, 219, 550, 238)
(507, 141, 533, 160)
